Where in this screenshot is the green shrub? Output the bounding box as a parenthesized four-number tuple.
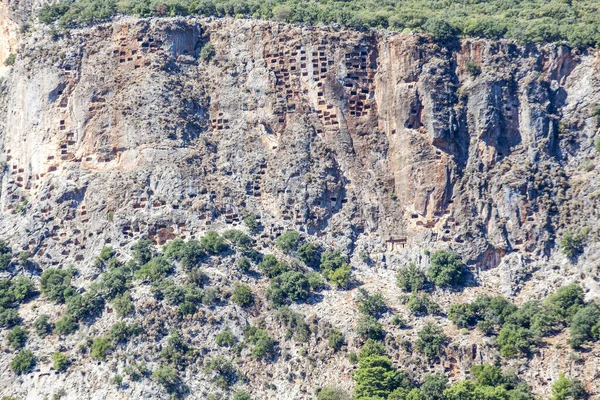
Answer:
(0, 308, 20, 328)
(275, 230, 300, 253)
(91, 337, 112, 360)
(407, 294, 440, 315)
(152, 365, 181, 393)
(111, 374, 123, 387)
(327, 264, 353, 289)
(276, 307, 311, 343)
(544, 283, 585, 322)
(559, 230, 588, 258)
(160, 329, 192, 367)
(317, 387, 351, 400)
(66, 292, 104, 320)
(7, 326, 27, 349)
(307, 272, 326, 291)
(232, 284, 254, 307)
(355, 289, 386, 317)
(40, 268, 72, 302)
(298, 242, 318, 266)
(415, 323, 448, 360)
(267, 271, 310, 305)
(396, 263, 426, 292)
(448, 295, 517, 333)
(178, 240, 204, 270)
(215, 328, 237, 347)
(4, 54, 16, 67)
(54, 315, 78, 335)
(243, 214, 260, 233)
(52, 352, 69, 372)
(98, 266, 128, 299)
(465, 59, 481, 76)
(132, 239, 155, 266)
(243, 326, 276, 361)
(112, 291, 134, 317)
(10, 349, 35, 375)
(569, 302, 600, 347)
(34, 314, 53, 337)
(258, 254, 289, 278)
(236, 257, 251, 272)
(0, 240, 12, 270)
(353, 355, 410, 399)
(444, 364, 536, 400)
(109, 321, 140, 343)
(233, 390, 252, 400)
(358, 339, 386, 360)
(595, 136, 600, 152)
(496, 324, 538, 358)
(9, 276, 36, 302)
(328, 328, 344, 352)
(223, 229, 254, 250)
(421, 373, 448, 400)
(550, 374, 587, 400)
(428, 250, 465, 287)
(205, 355, 238, 388)
(355, 314, 384, 341)
(201, 231, 227, 254)
(320, 250, 346, 274)
(134, 256, 173, 282)
(200, 42, 215, 61)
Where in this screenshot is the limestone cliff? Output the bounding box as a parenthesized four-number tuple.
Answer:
(1, 14, 600, 400)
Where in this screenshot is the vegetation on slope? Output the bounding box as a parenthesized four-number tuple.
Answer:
(38, 0, 600, 48)
(0, 226, 596, 397)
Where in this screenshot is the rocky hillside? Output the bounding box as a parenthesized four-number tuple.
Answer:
(1, 10, 600, 400)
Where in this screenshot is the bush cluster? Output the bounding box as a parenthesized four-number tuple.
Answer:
(39, 0, 600, 49)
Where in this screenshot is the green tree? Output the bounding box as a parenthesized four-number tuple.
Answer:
(243, 214, 260, 233)
(54, 315, 78, 335)
(353, 355, 407, 399)
(40, 268, 72, 302)
(397, 263, 427, 292)
(52, 352, 69, 372)
(415, 323, 448, 360)
(559, 231, 587, 258)
(10, 349, 35, 375)
(428, 250, 465, 287)
(7, 326, 27, 349)
(356, 289, 386, 317)
(550, 374, 587, 400)
(421, 373, 448, 400)
(356, 314, 384, 341)
(215, 329, 237, 347)
(328, 328, 344, 352)
(569, 302, 600, 347)
(496, 324, 537, 358)
(275, 230, 300, 253)
(91, 337, 112, 360)
(232, 284, 254, 307)
(201, 231, 227, 254)
(0, 240, 12, 270)
(152, 365, 181, 393)
(298, 242, 318, 266)
(544, 283, 585, 323)
(205, 355, 238, 388)
(34, 314, 53, 337)
(258, 254, 289, 278)
(200, 42, 216, 61)
(132, 238, 155, 266)
(317, 387, 351, 400)
(243, 326, 276, 361)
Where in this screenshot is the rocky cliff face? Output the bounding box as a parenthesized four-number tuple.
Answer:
(1, 14, 600, 400)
